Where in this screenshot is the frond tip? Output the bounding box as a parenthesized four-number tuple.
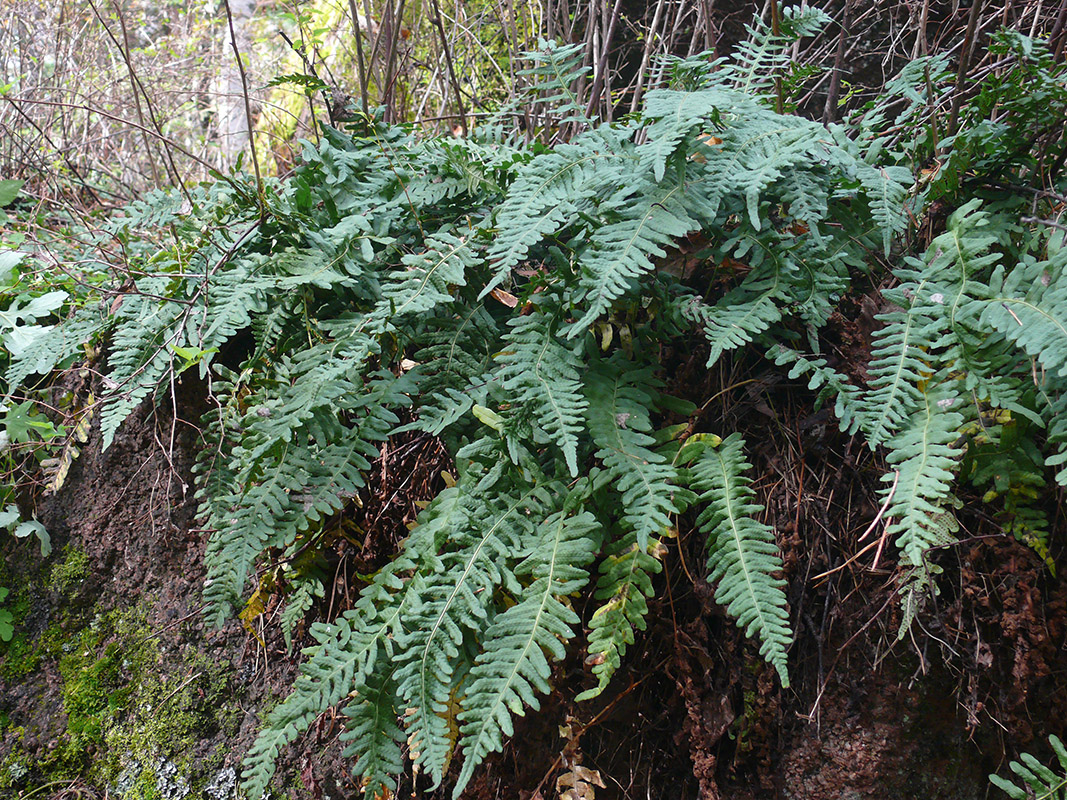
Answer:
(688, 433, 792, 686)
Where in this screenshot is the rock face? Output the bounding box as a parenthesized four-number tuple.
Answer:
(0, 374, 1063, 799)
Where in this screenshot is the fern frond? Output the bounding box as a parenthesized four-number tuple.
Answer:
(454, 508, 599, 797)
(376, 229, 478, 323)
(200, 363, 397, 624)
(6, 305, 107, 390)
(682, 275, 786, 368)
(767, 345, 864, 435)
(98, 288, 185, 450)
(689, 433, 792, 686)
(340, 667, 405, 800)
(496, 308, 587, 476)
(394, 480, 549, 787)
(637, 87, 763, 183)
(982, 267, 1067, 378)
(516, 39, 592, 125)
(881, 382, 964, 637)
(584, 359, 680, 548)
(240, 489, 458, 798)
(860, 290, 941, 448)
(579, 529, 664, 701)
(990, 734, 1067, 800)
(568, 178, 700, 334)
(241, 578, 411, 798)
(715, 4, 831, 96)
(483, 134, 616, 296)
(1045, 390, 1067, 486)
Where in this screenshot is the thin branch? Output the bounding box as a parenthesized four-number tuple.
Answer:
(221, 0, 264, 212)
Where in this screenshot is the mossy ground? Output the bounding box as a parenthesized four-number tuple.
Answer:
(0, 549, 241, 798)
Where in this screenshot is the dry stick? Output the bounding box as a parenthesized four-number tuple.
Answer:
(1050, 0, 1067, 59)
(823, 0, 854, 124)
(812, 471, 899, 581)
(946, 0, 986, 139)
(221, 0, 264, 213)
(686, 1, 704, 59)
(1, 96, 103, 207)
(381, 0, 408, 120)
(9, 97, 219, 175)
(428, 0, 469, 135)
(628, 0, 669, 114)
(770, 0, 784, 115)
(96, 0, 159, 188)
(704, 0, 718, 52)
(347, 0, 371, 115)
(584, 0, 624, 119)
(85, 0, 191, 201)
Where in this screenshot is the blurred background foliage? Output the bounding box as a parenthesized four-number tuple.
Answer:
(6, 0, 1067, 209)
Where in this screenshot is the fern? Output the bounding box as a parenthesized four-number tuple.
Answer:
(583, 358, 680, 548)
(515, 39, 592, 126)
(394, 477, 550, 786)
(859, 290, 941, 448)
(5, 305, 107, 390)
(687, 433, 792, 685)
(340, 666, 405, 800)
(579, 528, 665, 702)
(881, 382, 964, 579)
(22, 19, 1067, 799)
(496, 307, 587, 476)
(991, 735, 1067, 800)
(483, 133, 617, 296)
(240, 490, 457, 798)
(454, 506, 599, 796)
(376, 229, 479, 323)
(568, 176, 701, 334)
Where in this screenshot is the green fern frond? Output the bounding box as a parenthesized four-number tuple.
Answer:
(881, 382, 964, 637)
(394, 480, 550, 787)
(851, 162, 915, 254)
(568, 178, 700, 335)
(516, 39, 592, 125)
(241, 572, 413, 798)
(682, 277, 786, 368)
(98, 288, 186, 450)
(584, 358, 681, 548)
(496, 308, 587, 476)
(376, 229, 478, 323)
(689, 433, 792, 686)
(280, 557, 327, 652)
(1045, 391, 1067, 486)
(340, 667, 405, 800)
(982, 268, 1067, 378)
(200, 367, 401, 624)
(990, 734, 1067, 800)
(453, 507, 599, 797)
(483, 134, 616, 297)
(6, 306, 107, 390)
(579, 529, 664, 702)
(860, 291, 941, 448)
(637, 87, 763, 183)
(717, 4, 831, 96)
(767, 345, 865, 435)
(239, 488, 459, 798)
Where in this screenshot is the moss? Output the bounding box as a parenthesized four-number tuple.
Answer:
(0, 738, 29, 791)
(3, 593, 250, 798)
(0, 618, 68, 682)
(47, 546, 90, 596)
